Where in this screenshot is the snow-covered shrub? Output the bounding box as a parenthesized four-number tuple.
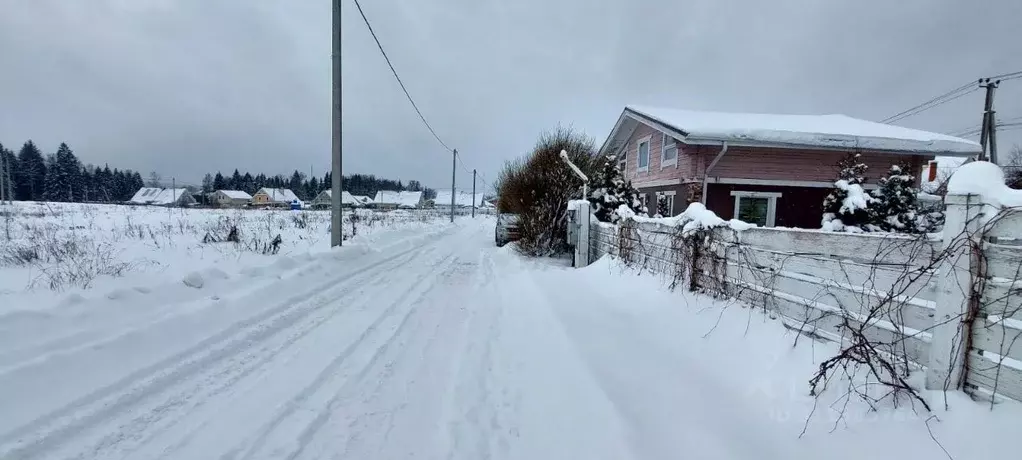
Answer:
(869, 164, 921, 233)
(496, 127, 602, 256)
(588, 154, 647, 223)
(821, 152, 876, 232)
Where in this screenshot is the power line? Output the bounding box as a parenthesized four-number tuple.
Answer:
(881, 83, 978, 124)
(351, 0, 452, 153)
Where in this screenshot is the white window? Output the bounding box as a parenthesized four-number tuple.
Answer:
(661, 133, 677, 168)
(730, 191, 781, 227)
(618, 150, 627, 173)
(637, 138, 650, 172)
(638, 193, 647, 210)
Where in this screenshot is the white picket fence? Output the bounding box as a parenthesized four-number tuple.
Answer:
(588, 193, 1022, 402)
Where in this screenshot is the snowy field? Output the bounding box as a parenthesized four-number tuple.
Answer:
(0, 209, 1019, 459)
(0, 202, 454, 311)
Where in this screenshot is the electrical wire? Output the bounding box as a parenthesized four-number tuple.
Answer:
(881, 83, 979, 124)
(351, 0, 452, 153)
(351, 0, 493, 192)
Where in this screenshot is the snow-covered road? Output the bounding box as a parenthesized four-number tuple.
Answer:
(2, 218, 1017, 459)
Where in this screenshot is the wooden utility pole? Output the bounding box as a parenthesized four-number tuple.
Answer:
(979, 78, 999, 162)
(331, 0, 344, 246)
(472, 169, 476, 218)
(450, 149, 457, 223)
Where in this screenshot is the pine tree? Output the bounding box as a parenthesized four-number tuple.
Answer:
(148, 171, 162, 188)
(821, 152, 875, 232)
(0, 143, 16, 201)
(230, 169, 243, 190)
(870, 164, 920, 233)
(213, 172, 226, 191)
(201, 173, 214, 193)
(587, 154, 648, 223)
(16, 140, 47, 201)
(289, 170, 304, 198)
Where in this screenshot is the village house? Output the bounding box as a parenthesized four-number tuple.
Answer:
(310, 190, 371, 209)
(251, 188, 299, 207)
(128, 187, 196, 207)
(598, 106, 980, 228)
(209, 190, 252, 207)
(432, 190, 484, 209)
(372, 190, 423, 210)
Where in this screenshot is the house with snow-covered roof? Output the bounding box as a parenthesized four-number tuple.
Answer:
(597, 106, 981, 228)
(210, 190, 252, 207)
(372, 190, 422, 209)
(310, 190, 372, 209)
(251, 188, 299, 207)
(129, 187, 196, 206)
(432, 190, 484, 209)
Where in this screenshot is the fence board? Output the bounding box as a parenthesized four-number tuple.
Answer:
(971, 320, 1022, 362)
(983, 209, 1022, 241)
(708, 273, 930, 365)
(966, 350, 1022, 402)
(713, 227, 938, 266)
(980, 280, 1022, 322)
(716, 263, 935, 333)
(985, 242, 1022, 280)
(715, 243, 938, 303)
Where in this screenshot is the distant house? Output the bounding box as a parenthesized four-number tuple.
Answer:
(373, 190, 423, 209)
(129, 187, 196, 207)
(433, 190, 484, 209)
(310, 190, 371, 209)
(210, 190, 252, 207)
(920, 156, 969, 194)
(597, 105, 980, 228)
(251, 188, 299, 207)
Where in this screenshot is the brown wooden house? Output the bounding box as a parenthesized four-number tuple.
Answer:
(598, 106, 980, 228)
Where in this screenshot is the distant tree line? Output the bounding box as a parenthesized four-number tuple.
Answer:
(200, 170, 437, 201)
(0, 140, 145, 202)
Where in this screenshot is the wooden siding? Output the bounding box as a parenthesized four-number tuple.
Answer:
(707, 146, 928, 185)
(621, 124, 691, 186)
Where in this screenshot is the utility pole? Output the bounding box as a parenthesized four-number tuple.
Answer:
(450, 149, 457, 223)
(979, 78, 999, 162)
(472, 169, 476, 218)
(331, 0, 344, 246)
(0, 150, 6, 204)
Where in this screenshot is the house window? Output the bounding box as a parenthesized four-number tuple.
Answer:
(638, 193, 647, 211)
(637, 138, 650, 172)
(730, 191, 781, 227)
(618, 150, 627, 173)
(661, 133, 677, 168)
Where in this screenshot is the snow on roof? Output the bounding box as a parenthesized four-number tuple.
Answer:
(433, 190, 484, 207)
(130, 188, 192, 205)
(129, 187, 163, 203)
(625, 106, 981, 155)
(374, 190, 422, 207)
(218, 190, 252, 200)
(255, 188, 299, 203)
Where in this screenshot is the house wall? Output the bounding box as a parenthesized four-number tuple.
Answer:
(252, 192, 270, 204)
(706, 183, 831, 229)
(706, 146, 929, 185)
(621, 124, 693, 186)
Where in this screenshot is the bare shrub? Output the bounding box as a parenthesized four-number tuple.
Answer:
(496, 126, 601, 256)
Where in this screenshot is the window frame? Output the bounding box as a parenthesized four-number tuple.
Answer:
(730, 190, 781, 227)
(660, 133, 678, 169)
(618, 150, 627, 174)
(636, 136, 651, 172)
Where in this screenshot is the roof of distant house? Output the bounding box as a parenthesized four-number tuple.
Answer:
(255, 188, 299, 202)
(218, 190, 252, 200)
(130, 187, 192, 205)
(602, 106, 981, 156)
(374, 190, 422, 207)
(433, 190, 484, 207)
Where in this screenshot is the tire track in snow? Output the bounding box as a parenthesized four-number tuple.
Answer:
(231, 252, 459, 460)
(0, 240, 439, 460)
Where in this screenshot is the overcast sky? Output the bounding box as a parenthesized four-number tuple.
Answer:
(1, 0, 1020, 191)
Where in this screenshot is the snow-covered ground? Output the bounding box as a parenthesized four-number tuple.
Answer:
(0, 202, 452, 311)
(1, 214, 1019, 459)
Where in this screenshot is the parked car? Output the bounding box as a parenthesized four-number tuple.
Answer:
(495, 213, 520, 247)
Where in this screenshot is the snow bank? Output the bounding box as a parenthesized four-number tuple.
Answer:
(945, 161, 1022, 225)
(619, 202, 754, 235)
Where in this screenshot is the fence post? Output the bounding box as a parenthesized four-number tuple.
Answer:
(926, 193, 981, 392)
